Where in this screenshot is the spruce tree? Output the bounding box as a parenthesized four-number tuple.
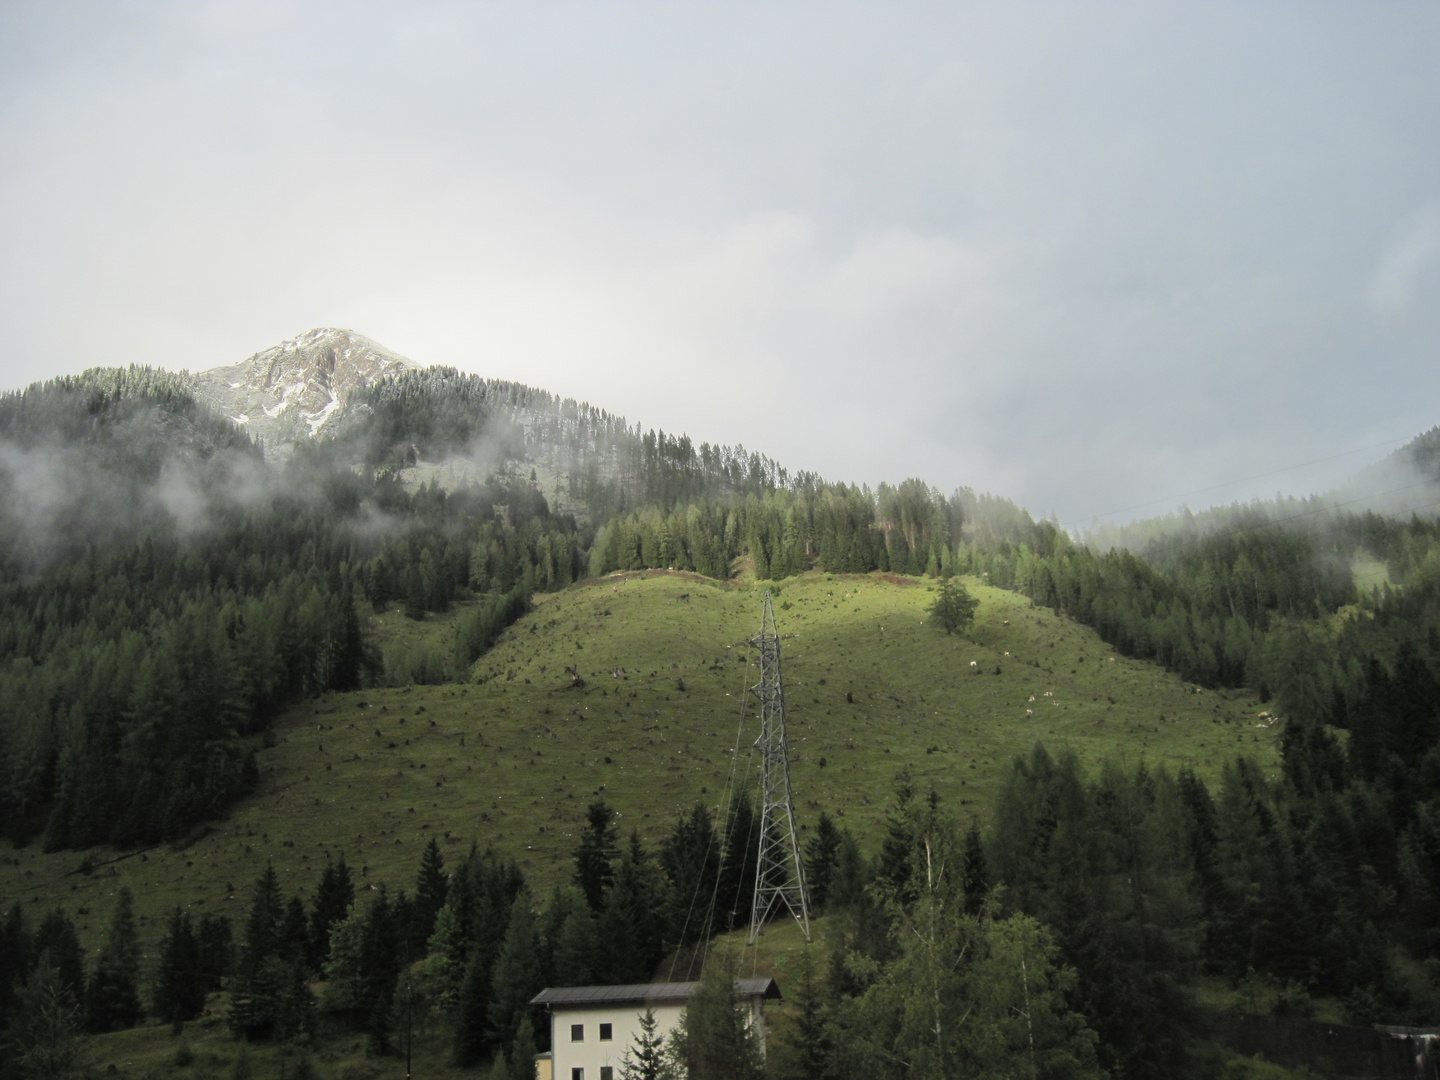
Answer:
(196, 913, 233, 994)
(552, 907, 597, 987)
(32, 909, 85, 1004)
(153, 906, 205, 1026)
(487, 894, 542, 1051)
(240, 863, 284, 969)
(0, 903, 31, 1034)
(598, 833, 665, 984)
(308, 856, 354, 973)
(508, 1012, 539, 1080)
(229, 864, 286, 1039)
(768, 947, 833, 1080)
(618, 1007, 671, 1080)
(358, 890, 401, 1052)
(669, 950, 764, 1080)
(660, 802, 720, 950)
(803, 812, 842, 911)
(278, 895, 309, 967)
(716, 788, 758, 933)
(424, 903, 468, 1012)
(573, 801, 619, 912)
(84, 886, 143, 1032)
(415, 836, 449, 943)
(960, 821, 989, 915)
(14, 953, 82, 1080)
(453, 946, 496, 1067)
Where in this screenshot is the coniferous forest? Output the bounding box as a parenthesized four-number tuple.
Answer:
(6, 362, 1440, 1076)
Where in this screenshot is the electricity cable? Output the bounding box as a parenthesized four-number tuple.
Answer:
(665, 638, 752, 983)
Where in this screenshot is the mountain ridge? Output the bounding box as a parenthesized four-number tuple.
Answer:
(192, 327, 412, 453)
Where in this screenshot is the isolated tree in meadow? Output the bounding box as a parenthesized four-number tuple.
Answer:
(928, 577, 979, 636)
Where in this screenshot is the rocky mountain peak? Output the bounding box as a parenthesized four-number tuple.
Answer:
(192, 328, 411, 452)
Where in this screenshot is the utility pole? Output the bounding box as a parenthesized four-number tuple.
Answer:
(748, 590, 811, 943)
(405, 978, 413, 1080)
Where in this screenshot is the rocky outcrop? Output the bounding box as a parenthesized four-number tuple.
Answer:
(192, 328, 411, 455)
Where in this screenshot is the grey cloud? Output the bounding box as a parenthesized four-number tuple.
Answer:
(2, 2, 1439, 525)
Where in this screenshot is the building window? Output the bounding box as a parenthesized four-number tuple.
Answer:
(571, 1070, 584, 1080)
(600, 1068, 613, 1080)
(571, 1024, 584, 1042)
(599, 1023, 613, 1041)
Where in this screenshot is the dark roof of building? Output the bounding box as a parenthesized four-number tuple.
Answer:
(530, 978, 780, 1008)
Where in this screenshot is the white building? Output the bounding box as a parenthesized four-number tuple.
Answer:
(529, 978, 780, 1080)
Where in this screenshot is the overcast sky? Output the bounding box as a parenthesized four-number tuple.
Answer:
(2, 2, 1438, 527)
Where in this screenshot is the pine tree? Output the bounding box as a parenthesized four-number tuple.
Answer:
(453, 945, 496, 1067)
(716, 788, 758, 933)
(573, 801, 620, 912)
(196, 913, 233, 994)
(660, 802, 720, 950)
(487, 894, 541, 1051)
(420, 902, 467, 1014)
(320, 903, 365, 1017)
(803, 812, 842, 911)
(415, 836, 449, 943)
(278, 895, 309, 967)
(669, 950, 764, 1080)
(508, 1012, 539, 1080)
(84, 886, 143, 1032)
(32, 909, 85, 1004)
(598, 832, 666, 984)
(960, 821, 989, 915)
(14, 953, 82, 1080)
(153, 906, 205, 1026)
(768, 947, 833, 1080)
(228, 864, 287, 1039)
(618, 1007, 672, 1080)
(552, 907, 597, 987)
(309, 855, 354, 973)
(0, 903, 32, 1035)
(240, 863, 284, 969)
(358, 890, 401, 1053)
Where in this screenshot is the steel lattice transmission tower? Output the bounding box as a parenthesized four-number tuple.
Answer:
(748, 590, 811, 943)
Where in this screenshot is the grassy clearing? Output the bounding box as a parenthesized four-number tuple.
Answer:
(1, 570, 1278, 969)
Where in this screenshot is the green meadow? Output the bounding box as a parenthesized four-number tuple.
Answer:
(1, 569, 1278, 965)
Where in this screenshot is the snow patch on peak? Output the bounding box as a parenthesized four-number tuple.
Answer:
(191, 328, 413, 457)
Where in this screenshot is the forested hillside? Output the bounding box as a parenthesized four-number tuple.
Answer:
(7, 347, 1440, 1077)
